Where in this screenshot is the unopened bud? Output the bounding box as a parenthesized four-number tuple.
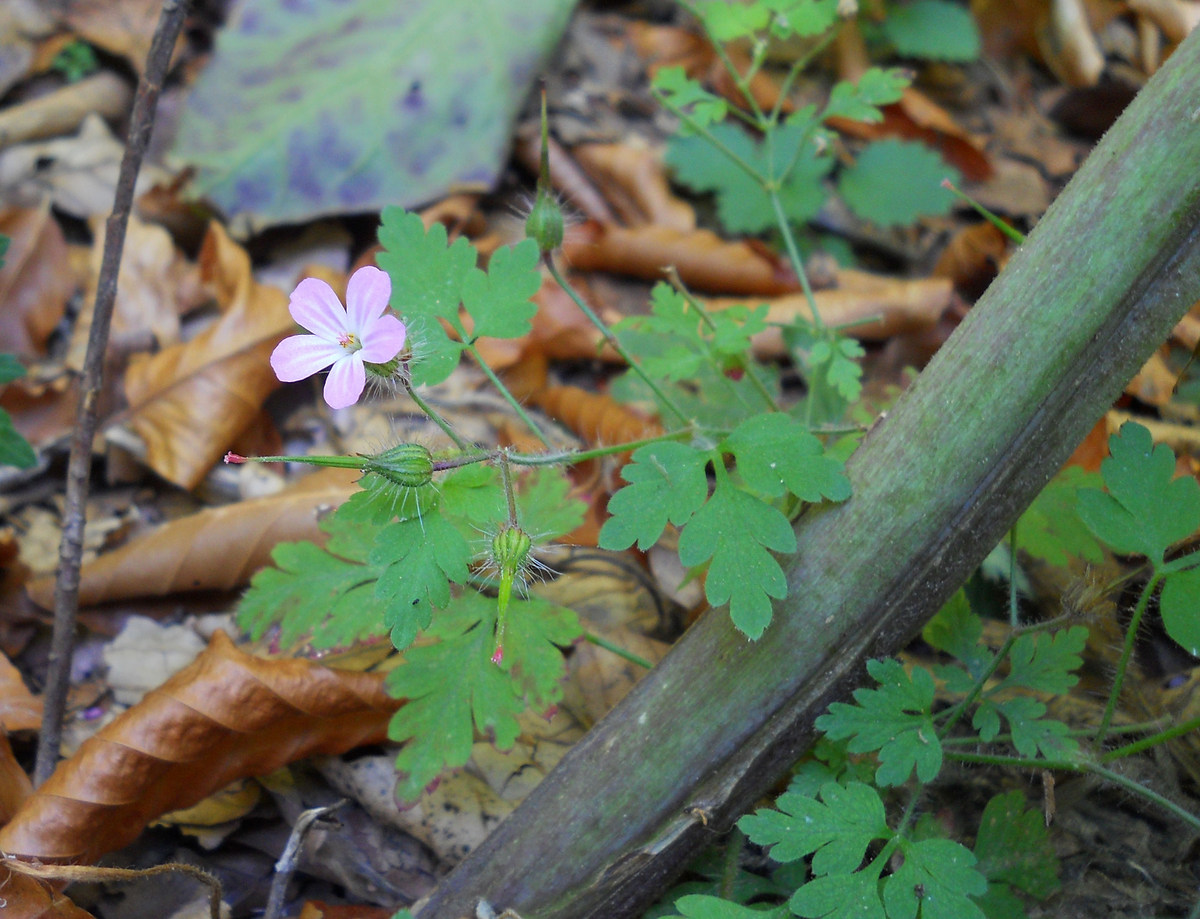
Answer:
(525, 87, 563, 256)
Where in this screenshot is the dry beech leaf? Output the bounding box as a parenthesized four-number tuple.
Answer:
(532, 383, 662, 451)
(1037, 0, 1107, 86)
(25, 467, 359, 609)
(703, 269, 955, 358)
(0, 650, 42, 732)
(0, 630, 400, 864)
(67, 214, 205, 371)
(513, 129, 618, 226)
(0, 731, 34, 826)
(116, 223, 293, 490)
(563, 221, 800, 297)
(0, 870, 97, 919)
(933, 221, 1012, 300)
(0, 206, 74, 359)
(571, 142, 696, 231)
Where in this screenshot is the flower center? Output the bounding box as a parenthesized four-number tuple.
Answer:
(337, 331, 361, 352)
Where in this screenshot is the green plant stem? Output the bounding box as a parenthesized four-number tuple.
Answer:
(463, 341, 554, 448)
(718, 826, 745, 901)
(543, 256, 691, 427)
(1101, 714, 1200, 761)
(656, 95, 766, 187)
(402, 378, 474, 451)
(666, 267, 781, 414)
(1095, 572, 1160, 745)
(583, 632, 653, 670)
(1089, 762, 1200, 833)
(769, 191, 825, 336)
(506, 429, 693, 467)
(498, 448, 518, 527)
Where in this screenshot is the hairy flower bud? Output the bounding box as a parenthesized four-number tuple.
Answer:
(525, 190, 564, 255)
(361, 443, 434, 489)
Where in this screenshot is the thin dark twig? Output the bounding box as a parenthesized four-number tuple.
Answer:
(34, 0, 192, 787)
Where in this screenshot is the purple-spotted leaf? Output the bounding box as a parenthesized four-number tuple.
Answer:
(172, 0, 577, 235)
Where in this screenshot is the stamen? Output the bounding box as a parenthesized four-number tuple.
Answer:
(338, 331, 361, 350)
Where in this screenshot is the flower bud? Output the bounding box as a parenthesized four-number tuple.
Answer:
(525, 88, 563, 256)
(525, 191, 564, 256)
(492, 523, 533, 578)
(361, 443, 434, 489)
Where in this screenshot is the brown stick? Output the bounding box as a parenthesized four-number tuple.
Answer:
(34, 0, 191, 787)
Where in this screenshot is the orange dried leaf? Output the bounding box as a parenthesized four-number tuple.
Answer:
(533, 384, 662, 449)
(702, 270, 954, 358)
(0, 731, 34, 826)
(0, 206, 75, 359)
(117, 223, 293, 490)
(0, 631, 400, 864)
(572, 142, 696, 231)
(25, 467, 358, 609)
(0, 870, 97, 919)
(563, 221, 799, 297)
(0, 650, 42, 732)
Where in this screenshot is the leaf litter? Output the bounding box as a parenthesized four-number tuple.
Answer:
(1, 2, 1199, 918)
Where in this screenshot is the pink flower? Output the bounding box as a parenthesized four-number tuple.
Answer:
(270, 265, 406, 409)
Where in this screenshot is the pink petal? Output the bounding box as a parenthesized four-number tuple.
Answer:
(323, 354, 366, 409)
(345, 266, 391, 332)
(270, 334, 343, 382)
(289, 277, 349, 341)
(359, 314, 407, 363)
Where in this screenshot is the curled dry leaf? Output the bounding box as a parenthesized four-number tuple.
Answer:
(0, 630, 400, 865)
(0, 870, 97, 919)
(703, 269, 955, 358)
(25, 467, 359, 609)
(0, 731, 34, 826)
(117, 223, 293, 490)
(563, 221, 800, 297)
(67, 214, 206, 371)
(0, 206, 74, 359)
(0, 650, 41, 732)
(571, 142, 696, 231)
(532, 383, 662, 451)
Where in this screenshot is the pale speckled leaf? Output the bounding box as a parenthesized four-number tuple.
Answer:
(171, 0, 578, 235)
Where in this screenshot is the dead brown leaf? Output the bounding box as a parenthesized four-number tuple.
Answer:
(563, 220, 800, 296)
(25, 467, 358, 610)
(0, 630, 400, 864)
(0, 869, 97, 919)
(115, 223, 292, 490)
(56, 0, 171, 73)
(0, 651, 41, 733)
(571, 142, 696, 231)
(0, 206, 75, 359)
(66, 214, 205, 371)
(703, 269, 955, 357)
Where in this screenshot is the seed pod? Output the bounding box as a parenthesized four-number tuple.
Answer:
(361, 443, 434, 489)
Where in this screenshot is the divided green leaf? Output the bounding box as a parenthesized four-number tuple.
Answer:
(973, 791, 1060, 901)
(823, 67, 908, 122)
(678, 470, 797, 639)
(740, 780, 890, 873)
(1015, 466, 1103, 567)
(653, 66, 729, 132)
(882, 838, 986, 919)
(722, 412, 851, 503)
(237, 512, 388, 648)
(1077, 421, 1200, 563)
(666, 121, 834, 235)
(837, 139, 958, 227)
(880, 0, 981, 62)
(599, 441, 710, 551)
(816, 658, 941, 785)
(372, 511, 473, 650)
